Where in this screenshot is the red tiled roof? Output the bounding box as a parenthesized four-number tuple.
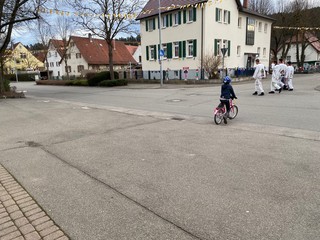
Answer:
(33, 51, 47, 63)
(289, 32, 320, 52)
(136, 0, 243, 20)
(125, 45, 138, 55)
(70, 36, 137, 65)
(50, 39, 65, 57)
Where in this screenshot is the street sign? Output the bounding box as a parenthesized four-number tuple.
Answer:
(159, 49, 165, 57)
(221, 48, 228, 56)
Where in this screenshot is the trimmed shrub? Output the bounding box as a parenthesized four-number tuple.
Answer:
(85, 72, 97, 81)
(87, 71, 119, 86)
(4, 79, 10, 91)
(99, 79, 128, 87)
(65, 79, 88, 86)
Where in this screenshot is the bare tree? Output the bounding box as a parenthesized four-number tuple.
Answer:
(68, 0, 143, 80)
(249, 0, 275, 15)
(201, 52, 222, 79)
(0, 0, 44, 92)
(55, 16, 74, 80)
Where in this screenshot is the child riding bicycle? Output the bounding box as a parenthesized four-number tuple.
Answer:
(220, 76, 237, 124)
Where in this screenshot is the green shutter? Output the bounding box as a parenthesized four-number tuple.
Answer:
(154, 45, 157, 60)
(182, 41, 186, 58)
(179, 41, 182, 57)
(183, 10, 186, 23)
(214, 39, 218, 56)
(167, 43, 172, 59)
(165, 15, 168, 27)
(228, 41, 231, 56)
(146, 46, 149, 60)
(178, 11, 181, 25)
(216, 8, 219, 22)
(170, 14, 172, 27)
(146, 20, 148, 31)
(228, 11, 230, 24)
(157, 17, 159, 29)
(153, 18, 156, 30)
(193, 39, 197, 57)
(193, 8, 197, 22)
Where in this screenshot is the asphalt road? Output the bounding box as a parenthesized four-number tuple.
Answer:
(0, 74, 319, 240)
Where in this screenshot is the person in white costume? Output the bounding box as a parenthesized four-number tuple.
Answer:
(278, 58, 287, 89)
(269, 60, 283, 94)
(252, 59, 265, 96)
(286, 61, 295, 91)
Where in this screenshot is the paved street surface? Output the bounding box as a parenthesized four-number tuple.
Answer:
(0, 74, 319, 240)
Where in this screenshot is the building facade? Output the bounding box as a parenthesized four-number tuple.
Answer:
(137, 0, 274, 80)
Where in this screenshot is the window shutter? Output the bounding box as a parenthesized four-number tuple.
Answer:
(214, 39, 218, 56)
(216, 8, 219, 22)
(182, 41, 186, 58)
(153, 18, 156, 30)
(169, 14, 172, 27)
(166, 15, 169, 27)
(228, 11, 231, 24)
(146, 46, 149, 60)
(154, 45, 157, 60)
(178, 11, 181, 25)
(183, 10, 187, 23)
(146, 20, 148, 31)
(193, 39, 197, 57)
(179, 41, 182, 57)
(156, 17, 159, 29)
(158, 44, 160, 59)
(167, 43, 172, 59)
(228, 41, 231, 56)
(193, 8, 196, 22)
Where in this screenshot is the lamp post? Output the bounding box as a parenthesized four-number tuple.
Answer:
(221, 47, 228, 80)
(158, 0, 163, 86)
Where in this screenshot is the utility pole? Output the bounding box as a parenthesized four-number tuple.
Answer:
(158, 0, 163, 86)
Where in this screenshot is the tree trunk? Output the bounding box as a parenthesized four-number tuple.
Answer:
(108, 41, 114, 80)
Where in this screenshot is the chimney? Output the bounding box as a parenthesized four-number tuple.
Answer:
(243, 0, 248, 8)
(88, 33, 92, 42)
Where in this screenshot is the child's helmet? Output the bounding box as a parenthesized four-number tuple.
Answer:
(223, 76, 232, 83)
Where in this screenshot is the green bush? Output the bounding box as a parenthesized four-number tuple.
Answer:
(85, 72, 97, 81)
(4, 74, 16, 81)
(99, 79, 128, 87)
(87, 71, 119, 86)
(4, 79, 10, 91)
(65, 79, 88, 86)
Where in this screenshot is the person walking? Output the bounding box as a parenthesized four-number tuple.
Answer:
(252, 58, 265, 96)
(269, 60, 282, 94)
(278, 58, 287, 89)
(286, 61, 295, 91)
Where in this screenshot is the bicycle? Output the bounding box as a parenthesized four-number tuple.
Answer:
(213, 98, 238, 125)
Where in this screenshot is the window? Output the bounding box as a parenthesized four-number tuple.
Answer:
(214, 39, 222, 56)
(146, 18, 155, 31)
(174, 12, 179, 25)
(286, 56, 291, 62)
(20, 53, 27, 59)
(187, 40, 193, 57)
(70, 42, 75, 47)
(65, 66, 71, 73)
(238, 17, 242, 28)
(162, 15, 167, 28)
(174, 42, 179, 58)
(263, 48, 266, 58)
(76, 53, 82, 59)
(237, 46, 241, 56)
(223, 10, 230, 24)
(257, 47, 261, 56)
(48, 52, 51, 57)
(66, 53, 71, 59)
(162, 44, 167, 58)
(55, 52, 57, 57)
(188, 9, 193, 22)
(150, 45, 156, 60)
(246, 17, 255, 45)
(174, 70, 179, 79)
(264, 23, 268, 33)
(258, 22, 262, 32)
(77, 65, 84, 73)
(56, 62, 60, 67)
(50, 62, 54, 67)
(216, 8, 222, 22)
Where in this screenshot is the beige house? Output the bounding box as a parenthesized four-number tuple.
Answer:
(4, 42, 44, 74)
(137, 0, 274, 80)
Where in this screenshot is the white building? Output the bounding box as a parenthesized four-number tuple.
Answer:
(284, 31, 320, 70)
(136, 0, 274, 80)
(46, 39, 65, 79)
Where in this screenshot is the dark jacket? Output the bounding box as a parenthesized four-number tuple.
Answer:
(220, 83, 236, 100)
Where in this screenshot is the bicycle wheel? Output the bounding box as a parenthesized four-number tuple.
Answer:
(214, 109, 224, 124)
(229, 105, 238, 119)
